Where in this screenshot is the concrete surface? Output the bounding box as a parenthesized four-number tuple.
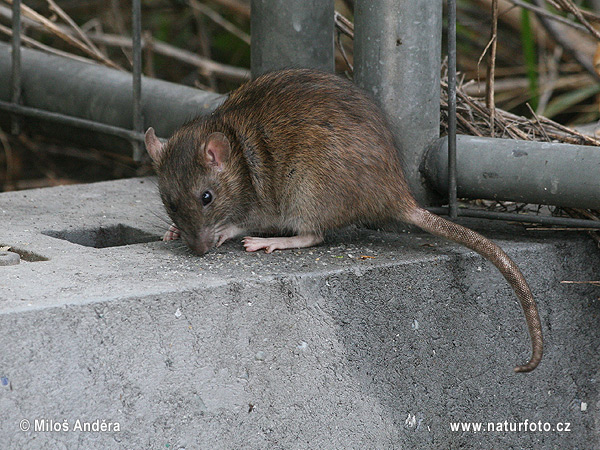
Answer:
(0, 177, 598, 449)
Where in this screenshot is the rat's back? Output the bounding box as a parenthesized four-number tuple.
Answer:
(213, 69, 416, 231)
(221, 69, 398, 158)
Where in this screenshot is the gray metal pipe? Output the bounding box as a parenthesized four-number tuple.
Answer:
(354, 0, 443, 205)
(423, 135, 600, 209)
(251, 0, 334, 77)
(0, 42, 225, 153)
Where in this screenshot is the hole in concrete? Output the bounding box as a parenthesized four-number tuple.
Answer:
(43, 224, 160, 249)
(0, 246, 49, 262)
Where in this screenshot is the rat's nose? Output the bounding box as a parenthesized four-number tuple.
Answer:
(189, 241, 209, 255)
(185, 231, 214, 255)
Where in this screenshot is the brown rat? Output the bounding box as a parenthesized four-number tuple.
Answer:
(145, 68, 542, 373)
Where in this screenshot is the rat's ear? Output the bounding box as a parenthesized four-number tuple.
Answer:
(145, 127, 164, 163)
(204, 132, 231, 171)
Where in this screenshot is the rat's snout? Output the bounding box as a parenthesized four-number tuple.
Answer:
(184, 229, 216, 255)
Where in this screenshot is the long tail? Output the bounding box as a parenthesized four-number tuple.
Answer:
(405, 207, 543, 372)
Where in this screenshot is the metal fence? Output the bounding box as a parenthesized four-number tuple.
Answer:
(441, 0, 600, 229)
(2, 0, 145, 159)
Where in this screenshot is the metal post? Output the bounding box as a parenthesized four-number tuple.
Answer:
(447, 0, 458, 219)
(423, 135, 600, 210)
(132, 0, 143, 161)
(251, 0, 334, 77)
(10, 0, 21, 134)
(354, 0, 443, 205)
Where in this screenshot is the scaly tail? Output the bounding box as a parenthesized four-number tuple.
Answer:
(405, 207, 543, 372)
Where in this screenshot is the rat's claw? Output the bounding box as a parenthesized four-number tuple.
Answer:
(242, 236, 266, 252)
(163, 224, 180, 241)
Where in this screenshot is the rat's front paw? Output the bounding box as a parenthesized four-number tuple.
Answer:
(216, 225, 245, 247)
(243, 234, 323, 253)
(163, 224, 180, 241)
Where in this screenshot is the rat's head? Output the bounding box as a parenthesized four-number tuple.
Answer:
(145, 125, 251, 255)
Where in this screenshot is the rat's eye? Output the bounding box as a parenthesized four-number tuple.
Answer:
(201, 190, 213, 206)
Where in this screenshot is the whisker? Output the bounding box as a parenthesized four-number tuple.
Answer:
(145, 209, 172, 228)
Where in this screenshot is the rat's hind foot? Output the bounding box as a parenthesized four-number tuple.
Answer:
(163, 224, 180, 241)
(242, 234, 323, 253)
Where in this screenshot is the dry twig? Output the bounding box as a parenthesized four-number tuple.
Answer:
(2, 0, 122, 69)
(531, 0, 600, 81)
(210, 0, 250, 19)
(84, 31, 250, 81)
(0, 5, 250, 82)
(189, 0, 250, 45)
(0, 22, 96, 64)
(440, 73, 600, 146)
(335, 11, 354, 39)
(486, 0, 499, 137)
(45, 0, 108, 61)
(554, 0, 600, 40)
(506, 0, 592, 34)
(525, 103, 551, 142)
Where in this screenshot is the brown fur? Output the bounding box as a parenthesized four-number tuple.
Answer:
(147, 68, 542, 372)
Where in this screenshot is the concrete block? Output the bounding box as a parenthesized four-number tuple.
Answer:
(0, 178, 598, 448)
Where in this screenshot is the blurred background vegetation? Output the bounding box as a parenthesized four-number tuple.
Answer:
(0, 0, 599, 190)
